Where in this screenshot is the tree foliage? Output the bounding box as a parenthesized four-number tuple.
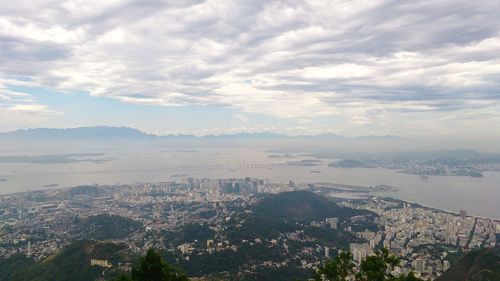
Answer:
(316, 248, 424, 281)
(355, 248, 400, 281)
(315, 252, 355, 281)
(112, 249, 188, 281)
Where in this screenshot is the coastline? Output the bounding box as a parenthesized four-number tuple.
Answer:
(375, 195, 500, 222)
(317, 181, 500, 222)
(2, 178, 499, 222)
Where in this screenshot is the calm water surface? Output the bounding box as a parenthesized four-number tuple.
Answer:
(0, 148, 499, 219)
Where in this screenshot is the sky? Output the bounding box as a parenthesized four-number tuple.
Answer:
(0, 0, 500, 138)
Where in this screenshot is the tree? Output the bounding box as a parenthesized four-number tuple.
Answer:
(112, 275, 133, 281)
(316, 248, 424, 281)
(356, 248, 400, 281)
(111, 249, 188, 281)
(315, 252, 355, 281)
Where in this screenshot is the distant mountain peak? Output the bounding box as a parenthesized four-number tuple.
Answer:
(0, 126, 400, 141)
(0, 126, 155, 139)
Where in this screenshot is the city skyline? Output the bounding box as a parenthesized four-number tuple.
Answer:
(1, 0, 500, 140)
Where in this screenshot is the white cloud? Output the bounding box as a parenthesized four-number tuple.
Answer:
(7, 104, 48, 112)
(1, 0, 500, 136)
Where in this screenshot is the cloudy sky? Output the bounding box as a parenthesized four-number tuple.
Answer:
(0, 0, 499, 138)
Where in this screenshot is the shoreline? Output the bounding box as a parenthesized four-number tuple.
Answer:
(1, 178, 499, 222)
(312, 181, 500, 222)
(372, 195, 500, 222)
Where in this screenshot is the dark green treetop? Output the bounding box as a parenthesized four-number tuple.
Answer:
(316, 248, 424, 281)
(112, 249, 188, 281)
(315, 252, 356, 281)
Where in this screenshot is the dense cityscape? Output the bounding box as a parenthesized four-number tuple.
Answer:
(1, 177, 498, 280)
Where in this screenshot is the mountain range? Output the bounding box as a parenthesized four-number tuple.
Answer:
(0, 126, 399, 141)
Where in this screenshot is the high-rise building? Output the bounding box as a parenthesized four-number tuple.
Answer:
(326, 217, 339, 229)
(443, 260, 450, 271)
(415, 258, 425, 273)
(460, 209, 467, 219)
(350, 243, 373, 264)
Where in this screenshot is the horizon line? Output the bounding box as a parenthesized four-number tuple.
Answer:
(0, 125, 401, 139)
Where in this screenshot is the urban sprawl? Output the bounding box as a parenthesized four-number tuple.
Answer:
(0, 178, 498, 280)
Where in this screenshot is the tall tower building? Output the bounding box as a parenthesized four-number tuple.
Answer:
(460, 209, 467, 219)
(415, 258, 425, 273)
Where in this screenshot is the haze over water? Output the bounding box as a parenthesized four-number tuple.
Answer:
(1, 147, 499, 220)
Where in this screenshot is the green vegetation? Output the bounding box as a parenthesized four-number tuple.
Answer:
(302, 225, 357, 246)
(163, 242, 287, 276)
(5, 191, 495, 281)
(436, 246, 500, 281)
(111, 249, 188, 281)
(224, 191, 365, 244)
(162, 223, 215, 247)
(160, 191, 364, 279)
(316, 249, 424, 281)
(315, 252, 355, 281)
(80, 214, 143, 240)
(198, 210, 216, 219)
(3, 239, 497, 281)
(225, 213, 294, 241)
(0, 254, 35, 280)
(227, 191, 364, 245)
(253, 190, 368, 222)
(0, 240, 134, 281)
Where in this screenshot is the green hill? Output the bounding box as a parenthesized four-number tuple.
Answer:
(225, 190, 369, 243)
(253, 190, 368, 222)
(78, 214, 143, 240)
(436, 246, 500, 281)
(0, 240, 135, 281)
(162, 191, 368, 279)
(0, 253, 35, 280)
